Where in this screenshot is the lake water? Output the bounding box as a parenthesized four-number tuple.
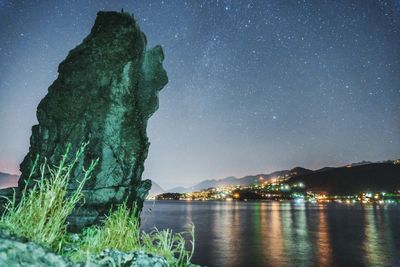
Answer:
(141, 200, 400, 267)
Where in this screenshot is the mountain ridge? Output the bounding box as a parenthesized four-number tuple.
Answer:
(167, 169, 293, 193)
(165, 160, 399, 193)
(289, 162, 400, 194)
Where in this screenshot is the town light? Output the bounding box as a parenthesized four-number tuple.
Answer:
(233, 192, 240, 199)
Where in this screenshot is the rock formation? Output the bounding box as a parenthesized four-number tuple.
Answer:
(18, 11, 168, 230)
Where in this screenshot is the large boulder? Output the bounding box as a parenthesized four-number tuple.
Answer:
(17, 11, 168, 230)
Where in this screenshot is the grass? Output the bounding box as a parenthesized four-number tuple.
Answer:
(71, 203, 141, 258)
(0, 142, 196, 266)
(71, 203, 195, 266)
(0, 143, 98, 252)
(141, 225, 195, 266)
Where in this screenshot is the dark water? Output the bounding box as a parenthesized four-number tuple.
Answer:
(141, 200, 400, 267)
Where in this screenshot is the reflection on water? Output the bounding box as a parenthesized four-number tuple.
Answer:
(141, 201, 400, 267)
(263, 202, 284, 266)
(364, 205, 396, 266)
(211, 201, 242, 266)
(317, 208, 332, 267)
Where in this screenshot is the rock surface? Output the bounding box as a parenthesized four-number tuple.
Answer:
(0, 230, 71, 267)
(18, 11, 168, 230)
(87, 249, 168, 267)
(0, 230, 169, 267)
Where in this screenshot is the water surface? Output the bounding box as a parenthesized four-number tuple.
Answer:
(141, 200, 400, 267)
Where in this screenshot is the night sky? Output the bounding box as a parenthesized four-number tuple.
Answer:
(0, 0, 399, 189)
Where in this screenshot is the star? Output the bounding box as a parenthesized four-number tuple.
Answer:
(0, 0, 398, 189)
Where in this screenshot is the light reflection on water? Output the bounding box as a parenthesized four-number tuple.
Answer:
(141, 201, 400, 267)
(211, 201, 242, 266)
(317, 208, 333, 267)
(266, 202, 285, 265)
(363, 205, 395, 266)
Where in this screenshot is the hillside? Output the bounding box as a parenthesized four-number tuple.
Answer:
(168, 170, 291, 193)
(164, 161, 400, 194)
(288, 163, 400, 194)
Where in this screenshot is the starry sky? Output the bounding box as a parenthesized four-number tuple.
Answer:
(0, 0, 399, 189)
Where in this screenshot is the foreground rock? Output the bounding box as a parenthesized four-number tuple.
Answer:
(17, 11, 168, 230)
(87, 249, 168, 267)
(0, 230, 169, 267)
(0, 230, 70, 267)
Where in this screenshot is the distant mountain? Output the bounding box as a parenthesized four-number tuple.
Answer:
(167, 170, 293, 193)
(164, 160, 400, 194)
(288, 163, 400, 194)
(345, 161, 373, 167)
(288, 167, 313, 176)
(167, 186, 192, 194)
(314, 167, 335, 173)
(149, 180, 165, 196)
(0, 172, 19, 189)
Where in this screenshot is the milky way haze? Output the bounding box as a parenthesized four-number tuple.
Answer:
(0, 0, 399, 188)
